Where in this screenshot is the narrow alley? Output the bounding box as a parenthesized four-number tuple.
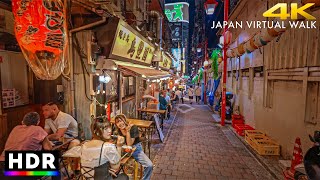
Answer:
(152, 105, 276, 180)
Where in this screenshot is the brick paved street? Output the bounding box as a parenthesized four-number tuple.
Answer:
(151, 105, 277, 180)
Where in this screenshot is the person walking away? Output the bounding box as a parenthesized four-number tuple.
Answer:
(175, 89, 183, 104)
(164, 90, 171, 119)
(188, 86, 194, 104)
(195, 85, 202, 104)
(115, 115, 153, 180)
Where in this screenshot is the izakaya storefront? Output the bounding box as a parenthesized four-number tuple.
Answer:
(88, 18, 170, 124)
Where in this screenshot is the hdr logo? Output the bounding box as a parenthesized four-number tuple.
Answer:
(263, 3, 316, 20)
(4, 151, 60, 177)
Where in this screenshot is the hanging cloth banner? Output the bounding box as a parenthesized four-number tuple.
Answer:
(12, 0, 68, 80)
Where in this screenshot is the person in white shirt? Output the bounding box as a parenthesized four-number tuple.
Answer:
(42, 102, 79, 141)
(175, 89, 184, 104)
(63, 118, 127, 179)
(195, 85, 202, 104)
(188, 86, 194, 104)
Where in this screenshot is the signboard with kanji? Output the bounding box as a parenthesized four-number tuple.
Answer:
(110, 21, 155, 65)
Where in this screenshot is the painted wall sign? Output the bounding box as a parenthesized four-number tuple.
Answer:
(111, 23, 155, 65)
(159, 53, 172, 70)
(165, 2, 189, 23)
(12, 0, 67, 80)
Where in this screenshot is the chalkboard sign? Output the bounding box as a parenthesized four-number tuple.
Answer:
(154, 114, 164, 142)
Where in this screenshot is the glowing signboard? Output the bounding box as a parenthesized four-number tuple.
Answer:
(172, 48, 181, 71)
(111, 22, 155, 65)
(165, 2, 189, 23)
(159, 53, 172, 70)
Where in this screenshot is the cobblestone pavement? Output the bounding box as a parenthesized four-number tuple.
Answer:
(151, 105, 277, 180)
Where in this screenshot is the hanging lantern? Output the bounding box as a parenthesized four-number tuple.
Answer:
(218, 57, 223, 63)
(204, 60, 209, 67)
(226, 49, 235, 58)
(204, 0, 219, 15)
(197, 44, 202, 52)
(219, 31, 232, 46)
(12, 0, 68, 80)
(302, 0, 320, 7)
(253, 31, 266, 48)
(237, 43, 245, 55)
(244, 40, 255, 53)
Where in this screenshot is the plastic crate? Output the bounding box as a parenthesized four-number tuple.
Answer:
(232, 114, 243, 120)
(245, 136, 266, 150)
(254, 138, 280, 156)
(245, 130, 266, 140)
(232, 119, 244, 128)
(234, 124, 254, 136)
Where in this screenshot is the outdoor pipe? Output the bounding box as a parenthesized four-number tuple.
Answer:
(68, 17, 107, 118)
(149, 10, 163, 48)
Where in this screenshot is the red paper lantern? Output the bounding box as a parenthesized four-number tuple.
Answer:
(204, 0, 219, 15)
(12, 0, 68, 80)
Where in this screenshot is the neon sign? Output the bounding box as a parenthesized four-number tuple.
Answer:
(165, 2, 189, 23)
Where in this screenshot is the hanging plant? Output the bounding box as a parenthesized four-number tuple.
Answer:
(210, 49, 221, 80)
(192, 75, 199, 84)
(199, 68, 204, 81)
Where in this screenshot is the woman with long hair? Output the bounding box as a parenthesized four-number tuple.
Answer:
(63, 117, 127, 179)
(114, 114, 153, 180)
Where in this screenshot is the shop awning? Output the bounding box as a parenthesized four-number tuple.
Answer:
(113, 61, 171, 79)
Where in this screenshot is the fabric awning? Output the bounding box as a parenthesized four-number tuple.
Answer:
(113, 60, 171, 79)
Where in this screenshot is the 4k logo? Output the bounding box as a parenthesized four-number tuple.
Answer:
(263, 3, 316, 20)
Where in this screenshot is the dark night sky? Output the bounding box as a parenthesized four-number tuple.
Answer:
(163, 0, 224, 50)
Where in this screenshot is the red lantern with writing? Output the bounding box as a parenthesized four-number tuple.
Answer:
(12, 0, 68, 80)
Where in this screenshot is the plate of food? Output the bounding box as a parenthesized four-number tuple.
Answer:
(122, 145, 133, 153)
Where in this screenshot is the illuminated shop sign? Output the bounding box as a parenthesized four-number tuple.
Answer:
(171, 48, 181, 71)
(159, 53, 172, 70)
(165, 2, 189, 23)
(111, 23, 155, 65)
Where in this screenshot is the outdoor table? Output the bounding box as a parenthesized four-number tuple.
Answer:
(50, 138, 75, 179)
(137, 108, 166, 129)
(52, 138, 75, 151)
(110, 118, 154, 158)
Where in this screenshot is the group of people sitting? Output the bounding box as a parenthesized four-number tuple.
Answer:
(0, 102, 153, 180)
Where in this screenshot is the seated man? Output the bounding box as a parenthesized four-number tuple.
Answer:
(0, 112, 51, 161)
(42, 102, 79, 147)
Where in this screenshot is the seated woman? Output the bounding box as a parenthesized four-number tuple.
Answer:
(63, 117, 127, 179)
(114, 114, 153, 180)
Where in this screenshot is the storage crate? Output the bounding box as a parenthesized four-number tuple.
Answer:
(232, 114, 243, 120)
(234, 124, 254, 136)
(245, 130, 266, 141)
(254, 138, 280, 156)
(245, 133, 280, 156)
(244, 136, 268, 150)
(232, 119, 244, 128)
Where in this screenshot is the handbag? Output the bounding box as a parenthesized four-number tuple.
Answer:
(94, 142, 112, 180)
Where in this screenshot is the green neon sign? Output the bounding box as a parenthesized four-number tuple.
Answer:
(165, 2, 189, 23)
